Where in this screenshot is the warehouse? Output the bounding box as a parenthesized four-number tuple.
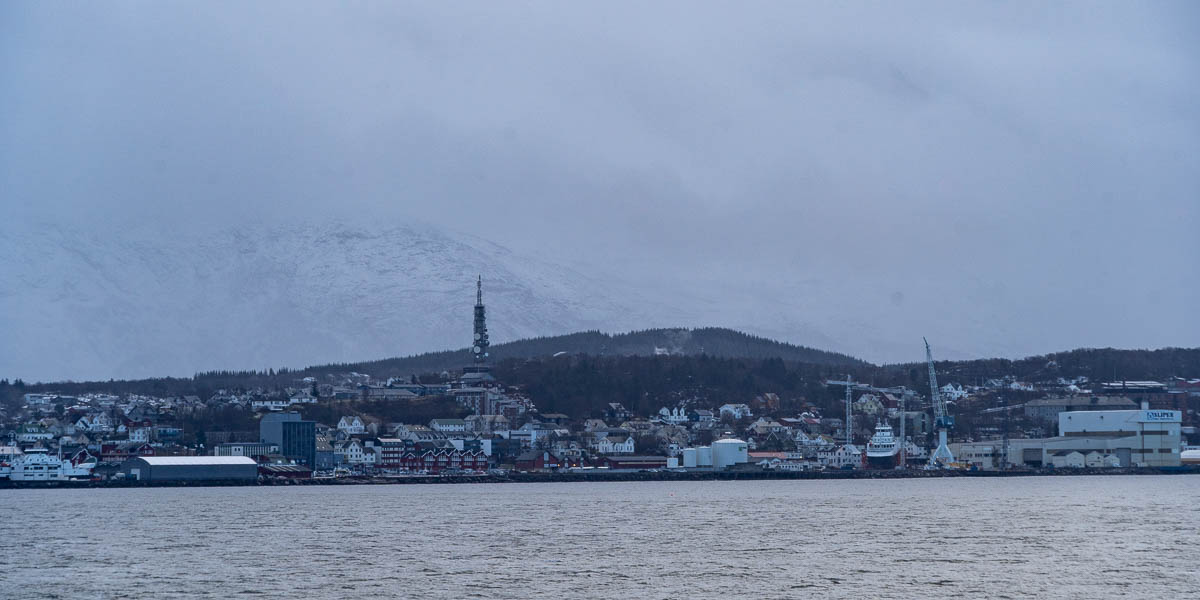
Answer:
(955, 407, 1182, 469)
(120, 456, 258, 482)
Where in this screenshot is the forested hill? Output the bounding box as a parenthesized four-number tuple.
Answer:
(887, 347, 1200, 385)
(311, 327, 868, 379)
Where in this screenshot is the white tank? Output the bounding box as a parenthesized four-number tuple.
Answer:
(682, 448, 698, 468)
(697, 446, 713, 467)
(712, 438, 749, 469)
(667, 457, 679, 469)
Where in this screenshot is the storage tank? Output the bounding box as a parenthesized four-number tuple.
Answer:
(712, 438, 749, 469)
(667, 457, 679, 469)
(682, 448, 698, 468)
(697, 446, 713, 467)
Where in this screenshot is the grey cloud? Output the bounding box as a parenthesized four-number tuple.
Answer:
(1, 1, 1197, 377)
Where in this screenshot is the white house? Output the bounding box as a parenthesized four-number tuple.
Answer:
(656, 407, 689, 425)
(583, 419, 609, 432)
(429, 419, 467, 433)
(74, 414, 115, 434)
(1049, 450, 1085, 468)
(854, 394, 885, 416)
(335, 439, 366, 465)
(719, 404, 753, 420)
(592, 435, 635, 455)
(15, 425, 54, 443)
(1085, 451, 1120, 468)
(128, 426, 153, 443)
(23, 393, 59, 406)
(940, 383, 969, 401)
(251, 397, 291, 411)
(748, 418, 788, 437)
(289, 389, 318, 405)
(818, 444, 863, 469)
(337, 416, 365, 435)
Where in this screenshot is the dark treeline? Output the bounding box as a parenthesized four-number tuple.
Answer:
(884, 347, 1200, 386)
(495, 354, 857, 419)
(4, 343, 1197, 418)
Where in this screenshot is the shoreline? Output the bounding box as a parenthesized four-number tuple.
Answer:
(3, 465, 1197, 490)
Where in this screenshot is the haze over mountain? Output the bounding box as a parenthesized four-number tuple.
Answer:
(3, 4, 1197, 381)
(2, 217, 1194, 383)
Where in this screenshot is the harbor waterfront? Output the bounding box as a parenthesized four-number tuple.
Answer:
(2, 464, 1198, 489)
(3, 476, 1198, 599)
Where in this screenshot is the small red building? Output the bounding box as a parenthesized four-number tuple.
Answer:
(514, 450, 565, 471)
(398, 449, 488, 474)
(100, 442, 156, 463)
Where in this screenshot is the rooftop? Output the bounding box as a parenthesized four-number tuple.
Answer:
(133, 456, 257, 466)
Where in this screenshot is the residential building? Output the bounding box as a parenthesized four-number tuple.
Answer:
(818, 444, 863, 469)
(464, 414, 509, 434)
(429, 419, 467, 433)
(337, 416, 365, 435)
(719, 404, 752, 420)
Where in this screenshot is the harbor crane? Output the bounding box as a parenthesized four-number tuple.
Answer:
(825, 375, 857, 445)
(925, 337, 955, 466)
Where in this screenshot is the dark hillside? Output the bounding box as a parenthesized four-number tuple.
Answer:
(277, 327, 867, 381)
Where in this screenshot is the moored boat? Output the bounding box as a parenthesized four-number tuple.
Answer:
(7, 447, 97, 481)
(865, 421, 899, 469)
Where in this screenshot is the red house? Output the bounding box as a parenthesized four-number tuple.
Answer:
(514, 450, 564, 471)
(398, 449, 487, 474)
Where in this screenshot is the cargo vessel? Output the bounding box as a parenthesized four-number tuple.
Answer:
(865, 421, 900, 469)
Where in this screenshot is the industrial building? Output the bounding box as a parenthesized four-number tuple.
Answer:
(120, 456, 258, 482)
(260, 412, 316, 468)
(213, 442, 277, 458)
(679, 439, 749, 469)
(954, 406, 1182, 469)
(1023, 396, 1137, 423)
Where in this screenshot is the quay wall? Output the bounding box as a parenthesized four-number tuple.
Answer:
(2, 465, 1198, 490)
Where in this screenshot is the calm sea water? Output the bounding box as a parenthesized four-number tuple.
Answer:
(2, 476, 1198, 599)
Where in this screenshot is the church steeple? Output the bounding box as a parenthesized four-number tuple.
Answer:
(472, 275, 489, 363)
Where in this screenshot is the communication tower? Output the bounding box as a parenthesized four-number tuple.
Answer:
(472, 275, 489, 364)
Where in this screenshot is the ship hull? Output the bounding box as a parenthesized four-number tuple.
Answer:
(866, 452, 898, 469)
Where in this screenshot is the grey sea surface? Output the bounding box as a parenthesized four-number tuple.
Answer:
(2, 476, 1198, 599)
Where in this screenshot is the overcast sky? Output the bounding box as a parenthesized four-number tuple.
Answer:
(2, 2, 1197, 369)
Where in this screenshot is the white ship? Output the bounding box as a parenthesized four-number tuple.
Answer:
(865, 421, 900, 469)
(0, 445, 20, 479)
(6, 448, 97, 481)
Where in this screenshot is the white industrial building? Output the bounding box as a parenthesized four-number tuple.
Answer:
(955, 407, 1182, 469)
(679, 440, 748, 470)
(712, 438, 749, 469)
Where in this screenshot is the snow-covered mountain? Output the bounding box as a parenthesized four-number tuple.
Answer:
(3, 217, 1133, 383)
(1, 219, 690, 382)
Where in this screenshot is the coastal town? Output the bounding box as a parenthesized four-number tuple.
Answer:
(2, 280, 1198, 485)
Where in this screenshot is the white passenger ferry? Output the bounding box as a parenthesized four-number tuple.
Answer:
(6, 448, 97, 481)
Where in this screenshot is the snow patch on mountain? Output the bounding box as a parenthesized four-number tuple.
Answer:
(0, 220, 680, 381)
